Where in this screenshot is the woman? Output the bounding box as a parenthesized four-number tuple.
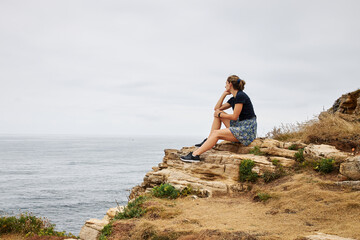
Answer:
(180, 75, 257, 162)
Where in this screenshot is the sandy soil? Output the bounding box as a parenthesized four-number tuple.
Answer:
(127, 172, 360, 240)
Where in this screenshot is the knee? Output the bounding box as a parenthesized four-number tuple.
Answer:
(210, 130, 221, 138)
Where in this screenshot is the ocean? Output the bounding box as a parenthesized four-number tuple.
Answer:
(0, 135, 199, 235)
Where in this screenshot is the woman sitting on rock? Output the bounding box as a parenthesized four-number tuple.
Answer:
(180, 75, 257, 162)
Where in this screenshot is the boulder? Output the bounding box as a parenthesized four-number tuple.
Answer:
(106, 206, 125, 218)
(79, 218, 109, 240)
(304, 232, 357, 240)
(304, 144, 349, 161)
(340, 156, 360, 180)
(334, 181, 360, 190)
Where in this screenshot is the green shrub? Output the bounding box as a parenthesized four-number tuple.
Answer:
(288, 144, 298, 150)
(249, 146, 264, 155)
(314, 158, 335, 174)
(256, 192, 272, 202)
(99, 223, 112, 240)
(0, 212, 75, 238)
(239, 159, 259, 182)
(294, 148, 305, 162)
(180, 185, 194, 197)
(152, 183, 180, 199)
(115, 196, 147, 219)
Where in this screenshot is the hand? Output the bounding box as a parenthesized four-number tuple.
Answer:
(223, 90, 231, 96)
(214, 109, 223, 118)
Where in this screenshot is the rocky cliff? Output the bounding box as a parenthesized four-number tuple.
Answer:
(79, 139, 360, 240)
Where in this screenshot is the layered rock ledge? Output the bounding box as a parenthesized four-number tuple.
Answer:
(79, 138, 360, 240)
(130, 138, 356, 199)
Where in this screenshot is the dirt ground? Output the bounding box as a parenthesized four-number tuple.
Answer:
(117, 172, 360, 240)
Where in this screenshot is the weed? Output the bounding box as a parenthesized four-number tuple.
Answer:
(99, 224, 112, 240)
(0, 212, 76, 238)
(314, 158, 335, 174)
(152, 183, 180, 199)
(255, 192, 272, 202)
(239, 159, 259, 182)
(288, 144, 298, 150)
(262, 169, 285, 183)
(249, 146, 264, 155)
(294, 148, 305, 162)
(271, 159, 280, 166)
(115, 196, 147, 220)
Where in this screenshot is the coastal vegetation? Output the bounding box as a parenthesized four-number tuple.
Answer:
(0, 212, 76, 239)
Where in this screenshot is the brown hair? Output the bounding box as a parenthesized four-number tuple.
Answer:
(227, 75, 245, 91)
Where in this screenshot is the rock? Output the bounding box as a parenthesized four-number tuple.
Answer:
(304, 232, 357, 240)
(84, 218, 109, 231)
(304, 144, 349, 161)
(269, 156, 296, 167)
(334, 181, 360, 190)
(106, 206, 125, 218)
(79, 218, 109, 240)
(329, 89, 360, 116)
(260, 147, 297, 159)
(79, 225, 101, 240)
(340, 156, 360, 180)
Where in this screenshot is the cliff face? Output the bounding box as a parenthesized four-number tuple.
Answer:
(79, 139, 360, 240)
(130, 139, 355, 199)
(330, 89, 360, 116)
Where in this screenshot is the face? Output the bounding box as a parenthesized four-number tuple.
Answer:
(225, 81, 231, 91)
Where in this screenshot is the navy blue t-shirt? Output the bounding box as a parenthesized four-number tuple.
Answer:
(227, 90, 256, 121)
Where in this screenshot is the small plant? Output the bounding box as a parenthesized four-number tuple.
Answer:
(115, 196, 147, 219)
(0, 212, 76, 238)
(152, 183, 180, 199)
(288, 144, 298, 150)
(294, 148, 305, 162)
(262, 169, 285, 183)
(271, 159, 280, 166)
(99, 224, 112, 240)
(256, 192, 272, 202)
(180, 184, 194, 197)
(314, 158, 335, 174)
(249, 146, 264, 155)
(239, 159, 259, 182)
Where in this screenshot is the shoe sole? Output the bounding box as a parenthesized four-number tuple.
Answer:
(180, 158, 200, 163)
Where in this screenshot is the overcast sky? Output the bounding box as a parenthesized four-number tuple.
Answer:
(1, 0, 359, 137)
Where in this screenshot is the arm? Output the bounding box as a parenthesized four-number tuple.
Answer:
(215, 103, 243, 121)
(214, 91, 231, 111)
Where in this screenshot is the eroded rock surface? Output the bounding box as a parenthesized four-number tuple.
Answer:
(130, 138, 354, 199)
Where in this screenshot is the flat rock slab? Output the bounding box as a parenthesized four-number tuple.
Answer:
(334, 181, 360, 190)
(305, 232, 357, 240)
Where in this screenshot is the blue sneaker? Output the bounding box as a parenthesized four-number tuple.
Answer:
(180, 152, 201, 163)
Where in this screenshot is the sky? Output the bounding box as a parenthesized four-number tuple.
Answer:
(0, 0, 359, 137)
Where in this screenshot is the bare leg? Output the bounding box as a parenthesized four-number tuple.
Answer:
(194, 128, 238, 156)
(208, 117, 230, 138)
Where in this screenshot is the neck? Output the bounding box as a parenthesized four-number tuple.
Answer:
(231, 89, 238, 97)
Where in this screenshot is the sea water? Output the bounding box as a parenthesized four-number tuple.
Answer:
(0, 135, 199, 235)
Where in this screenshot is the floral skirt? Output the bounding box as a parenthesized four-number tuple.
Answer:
(229, 117, 257, 146)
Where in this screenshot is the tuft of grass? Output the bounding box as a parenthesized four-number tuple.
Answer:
(314, 158, 335, 174)
(115, 196, 147, 220)
(266, 111, 360, 152)
(152, 183, 180, 199)
(239, 159, 259, 182)
(256, 192, 272, 202)
(294, 149, 305, 162)
(249, 146, 264, 155)
(0, 212, 76, 238)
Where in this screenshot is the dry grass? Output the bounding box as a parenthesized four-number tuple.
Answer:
(267, 112, 360, 152)
(109, 172, 360, 240)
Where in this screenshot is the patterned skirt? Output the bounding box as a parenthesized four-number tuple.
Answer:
(229, 117, 257, 146)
